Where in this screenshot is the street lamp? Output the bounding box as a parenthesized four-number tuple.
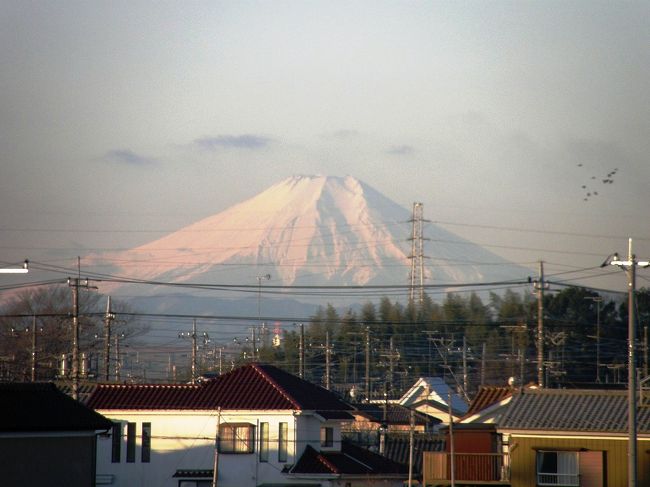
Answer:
(0, 259, 29, 273)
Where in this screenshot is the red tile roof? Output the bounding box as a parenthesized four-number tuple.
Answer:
(463, 385, 513, 418)
(87, 363, 352, 418)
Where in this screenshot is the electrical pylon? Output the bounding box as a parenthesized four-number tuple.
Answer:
(407, 202, 428, 305)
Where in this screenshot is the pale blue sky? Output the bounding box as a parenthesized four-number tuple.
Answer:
(1, 1, 649, 291)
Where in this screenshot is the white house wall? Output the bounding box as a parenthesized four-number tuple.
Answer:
(95, 409, 326, 487)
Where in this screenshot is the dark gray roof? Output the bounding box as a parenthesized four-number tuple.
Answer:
(499, 388, 650, 434)
(0, 382, 113, 433)
(352, 403, 438, 426)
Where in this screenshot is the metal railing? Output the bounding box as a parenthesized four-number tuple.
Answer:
(423, 452, 510, 483)
(537, 472, 579, 486)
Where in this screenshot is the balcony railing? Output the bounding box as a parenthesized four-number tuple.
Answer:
(537, 472, 579, 486)
(423, 452, 510, 484)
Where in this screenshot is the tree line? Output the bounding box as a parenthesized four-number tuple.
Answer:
(254, 286, 650, 400)
(2, 283, 650, 403)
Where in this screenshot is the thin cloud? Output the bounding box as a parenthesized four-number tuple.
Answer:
(194, 134, 273, 150)
(324, 129, 360, 139)
(387, 145, 415, 155)
(105, 150, 157, 166)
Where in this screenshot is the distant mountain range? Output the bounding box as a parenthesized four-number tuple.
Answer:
(93, 175, 529, 297)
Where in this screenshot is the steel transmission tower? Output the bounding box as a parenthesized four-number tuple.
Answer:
(408, 202, 428, 305)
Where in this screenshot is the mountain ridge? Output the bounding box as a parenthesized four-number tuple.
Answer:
(91, 175, 530, 297)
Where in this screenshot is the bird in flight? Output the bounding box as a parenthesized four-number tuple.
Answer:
(576, 166, 619, 201)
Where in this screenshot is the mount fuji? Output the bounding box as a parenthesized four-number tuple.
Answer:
(92, 175, 529, 307)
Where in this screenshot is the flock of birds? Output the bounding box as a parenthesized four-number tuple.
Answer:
(577, 164, 618, 201)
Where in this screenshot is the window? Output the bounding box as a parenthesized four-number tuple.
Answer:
(218, 423, 255, 453)
(278, 422, 288, 462)
(141, 422, 151, 463)
(179, 481, 212, 487)
(259, 422, 269, 462)
(320, 426, 333, 447)
(126, 422, 136, 463)
(537, 451, 579, 486)
(111, 422, 121, 463)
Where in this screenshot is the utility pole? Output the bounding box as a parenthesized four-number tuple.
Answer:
(68, 276, 96, 400)
(31, 315, 37, 382)
(462, 336, 468, 395)
(380, 337, 400, 392)
(585, 296, 603, 382)
(212, 407, 222, 487)
(103, 296, 115, 381)
(114, 332, 125, 382)
(533, 261, 548, 388)
(481, 342, 486, 385)
(325, 331, 331, 390)
(448, 390, 456, 487)
(643, 325, 648, 378)
(191, 320, 197, 382)
(408, 202, 429, 305)
(257, 274, 270, 349)
(179, 319, 209, 384)
(250, 327, 257, 362)
(408, 409, 415, 487)
(298, 323, 305, 379)
(70, 278, 80, 400)
(365, 326, 371, 402)
(607, 239, 650, 487)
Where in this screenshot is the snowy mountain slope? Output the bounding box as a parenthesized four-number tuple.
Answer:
(92, 175, 530, 295)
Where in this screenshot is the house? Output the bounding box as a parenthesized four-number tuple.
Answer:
(88, 363, 408, 487)
(343, 402, 439, 446)
(0, 382, 113, 487)
(398, 377, 468, 424)
(498, 388, 650, 487)
(341, 401, 441, 477)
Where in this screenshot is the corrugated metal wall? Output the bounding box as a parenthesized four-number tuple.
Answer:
(508, 435, 650, 487)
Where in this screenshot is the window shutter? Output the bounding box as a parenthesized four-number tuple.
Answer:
(579, 451, 604, 487)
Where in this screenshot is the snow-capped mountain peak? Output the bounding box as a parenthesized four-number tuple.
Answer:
(94, 175, 527, 293)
